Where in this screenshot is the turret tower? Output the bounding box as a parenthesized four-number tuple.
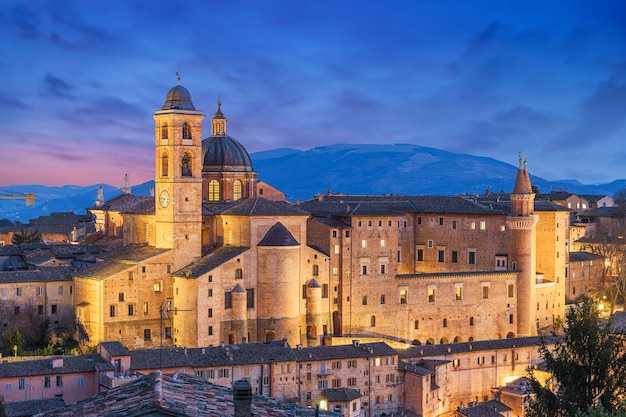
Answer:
(506, 156, 538, 336)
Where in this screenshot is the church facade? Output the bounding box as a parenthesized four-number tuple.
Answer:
(74, 83, 569, 350)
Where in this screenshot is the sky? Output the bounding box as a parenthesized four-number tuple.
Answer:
(0, 0, 625, 188)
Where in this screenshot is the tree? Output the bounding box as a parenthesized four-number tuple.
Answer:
(575, 404, 626, 417)
(11, 228, 42, 245)
(526, 298, 626, 417)
(2, 328, 23, 356)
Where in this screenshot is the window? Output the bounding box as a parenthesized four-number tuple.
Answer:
(380, 263, 386, 274)
(15, 287, 21, 296)
(208, 275, 213, 283)
(37, 286, 44, 296)
(208, 288, 213, 297)
(469, 317, 474, 326)
(182, 122, 192, 139)
(1, 288, 5, 297)
(362, 296, 367, 305)
(208, 326, 213, 336)
(482, 285, 490, 299)
(455, 285, 463, 301)
(380, 239, 385, 248)
(77, 377, 84, 387)
(56, 376, 62, 387)
(362, 265, 368, 275)
(347, 359, 356, 368)
(348, 377, 357, 387)
(208, 308, 213, 318)
(225, 292, 232, 309)
(427, 240, 433, 248)
(110, 305, 116, 317)
(468, 251, 476, 265)
(380, 294, 385, 304)
(510, 314, 514, 324)
(399, 290, 407, 304)
(219, 369, 230, 378)
(417, 249, 424, 262)
(302, 285, 307, 299)
(414, 320, 419, 330)
(332, 360, 341, 369)
(161, 153, 169, 176)
(38, 305, 44, 315)
(312, 265, 319, 276)
(438, 250, 445, 262)
(144, 329, 151, 341)
(480, 221, 486, 230)
(128, 271, 134, 280)
(361, 239, 367, 249)
(208, 180, 220, 201)
(51, 304, 58, 314)
(428, 288, 435, 303)
(345, 230, 350, 237)
(334, 244, 340, 254)
(332, 267, 338, 275)
(453, 359, 460, 367)
(470, 221, 476, 230)
(332, 230, 338, 238)
(452, 220, 457, 229)
(19, 378, 25, 390)
(371, 316, 376, 327)
(322, 284, 329, 299)
(58, 285, 63, 295)
(235, 268, 243, 279)
(5, 384, 11, 391)
(165, 327, 172, 338)
(368, 220, 373, 227)
(247, 289, 255, 308)
(318, 380, 328, 389)
(44, 376, 50, 388)
(143, 302, 149, 315)
(443, 318, 447, 327)
(332, 379, 341, 388)
(154, 281, 162, 292)
(119, 293, 125, 302)
(508, 284, 514, 297)
(182, 153, 192, 177)
(233, 180, 242, 201)
(439, 217, 444, 225)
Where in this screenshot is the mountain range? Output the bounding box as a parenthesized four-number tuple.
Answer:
(2, 144, 625, 222)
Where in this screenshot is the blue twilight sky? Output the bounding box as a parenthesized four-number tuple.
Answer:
(0, 0, 625, 188)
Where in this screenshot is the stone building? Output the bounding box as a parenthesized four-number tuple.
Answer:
(73, 82, 569, 356)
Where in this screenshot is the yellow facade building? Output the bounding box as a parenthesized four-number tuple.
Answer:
(74, 83, 569, 352)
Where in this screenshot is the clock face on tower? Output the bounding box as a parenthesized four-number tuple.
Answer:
(159, 190, 170, 208)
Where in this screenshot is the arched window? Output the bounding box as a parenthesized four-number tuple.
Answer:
(181, 152, 192, 177)
(161, 123, 168, 140)
(182, 122, 192, 139)
(228, 332, 237, 345)
(233, 180, 242, 201)
(208, 180, 220, 201)
(265, 331, 276, 343)
(161, 153, 169, 177)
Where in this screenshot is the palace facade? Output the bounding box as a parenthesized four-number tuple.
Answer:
(73, 82, 569, 351)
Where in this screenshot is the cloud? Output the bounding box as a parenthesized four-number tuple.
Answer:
(551, 65, 626, 149)
(43, 74, 74, 98)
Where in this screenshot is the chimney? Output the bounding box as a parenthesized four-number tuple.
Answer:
(233, 380, 252, 417)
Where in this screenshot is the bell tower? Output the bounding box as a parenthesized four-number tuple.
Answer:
(153, 77, 204, 270)
(506, 156, 538, 337)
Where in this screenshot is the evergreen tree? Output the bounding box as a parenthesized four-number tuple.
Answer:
(526, 299, 626, 416)
(11, 228, 42, 245)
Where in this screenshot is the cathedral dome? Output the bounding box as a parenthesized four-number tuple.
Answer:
(202, 135, 254, 172)
(162, 85, 196, 111)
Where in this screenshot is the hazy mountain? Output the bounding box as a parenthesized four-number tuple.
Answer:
(1, 144, 624, 222)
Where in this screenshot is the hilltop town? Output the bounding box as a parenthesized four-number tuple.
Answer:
(0, 83, 624, 417)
